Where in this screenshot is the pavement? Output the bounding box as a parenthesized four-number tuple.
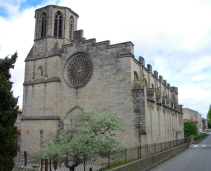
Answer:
(149, 136, 211, 171)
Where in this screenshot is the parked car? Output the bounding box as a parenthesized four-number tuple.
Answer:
(200, 132, 210, 136)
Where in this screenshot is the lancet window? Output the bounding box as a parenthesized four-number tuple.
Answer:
(37, 66, 43, 77)
(40, 13, 47, 38)
(134, 71, 139, 80)
(54, 11, 62, 37)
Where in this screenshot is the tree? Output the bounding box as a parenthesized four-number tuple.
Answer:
(184, 121, 197, 137)
(0, 52, 18, 171)
(33, 110, 124, 171)
(207, 105, 211, 126)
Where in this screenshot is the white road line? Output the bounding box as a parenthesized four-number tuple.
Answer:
(193, 145, 198, 147)
(202, 145, 206, 147)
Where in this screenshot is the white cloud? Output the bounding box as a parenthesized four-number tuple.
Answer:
(1, 0, 211, 117)
(0, 3, 35, 108)
(179, 84, 211, 116)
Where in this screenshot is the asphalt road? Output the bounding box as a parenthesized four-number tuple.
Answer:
(149, 136, 211, 171)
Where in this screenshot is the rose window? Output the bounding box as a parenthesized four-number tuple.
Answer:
(64, 54, 93, 88)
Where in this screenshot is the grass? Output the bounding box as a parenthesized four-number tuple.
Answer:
(98, 160, 132, 171)
(194, 134, 207, 141)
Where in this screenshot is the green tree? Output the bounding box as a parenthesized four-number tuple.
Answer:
(184, 121, 197, 137)
(207, 105, 211, 126)
(33, 110, 124, 171)
(0, 52, 18, 171)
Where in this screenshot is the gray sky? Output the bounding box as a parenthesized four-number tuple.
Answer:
(0, 0, 211, 118)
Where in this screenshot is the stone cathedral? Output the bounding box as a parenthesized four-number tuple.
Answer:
(21, 5, 184, 154)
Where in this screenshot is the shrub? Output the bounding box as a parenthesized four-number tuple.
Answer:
(194, 134, 207, 141)
(184, 121, 197, 137)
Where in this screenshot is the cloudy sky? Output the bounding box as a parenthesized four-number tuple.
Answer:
(0, 0, 211, 118)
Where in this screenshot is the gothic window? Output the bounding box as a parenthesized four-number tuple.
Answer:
(69, 16, 74, 40)
(134, 71, 139, 80)
(40, 130, 43, 147)
(64, 53, 93, 88)
(63, 107, 81, 131)
(172, 94, 176, 101)
(41, 13, 47, 38)
(37, 66, 43, 77)
(54, 11, 62, 37)
(144, 78, 148, 87)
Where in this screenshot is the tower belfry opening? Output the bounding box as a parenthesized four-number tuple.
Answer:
(40, 12, 46, 38)
(54, 11, 62, 37)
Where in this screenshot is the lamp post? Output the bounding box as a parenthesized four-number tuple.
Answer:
(139, 121, 143, 147)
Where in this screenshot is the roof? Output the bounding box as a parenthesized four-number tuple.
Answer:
(184, 119, 198, 123)
(16, 128, 21, 134)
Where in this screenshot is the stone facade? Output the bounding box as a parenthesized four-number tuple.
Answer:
(15, 109, 22, 151)
(21, 5, 184, 154)
(183, 108, 202, 133)
(15, 108, 22, 129)
(202, 118, 208, 132)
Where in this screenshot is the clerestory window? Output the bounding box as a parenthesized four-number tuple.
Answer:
(41, 13, 47, 38)
(54, 11, 62, 37)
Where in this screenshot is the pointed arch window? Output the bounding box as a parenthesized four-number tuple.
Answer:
(69, 16, 74, 40)
(54, 11, 62, 37)
(134, 71, 139, 80)
(37, 66, 43, 77)
(144, 78, 148, 87)
(41, 13, 47, 38)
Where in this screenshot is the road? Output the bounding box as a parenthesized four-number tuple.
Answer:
(149, 136, 211, 171)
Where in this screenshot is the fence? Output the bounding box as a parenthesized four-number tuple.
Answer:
(13, 138, 189, 171)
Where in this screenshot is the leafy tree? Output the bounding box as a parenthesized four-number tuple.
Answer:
(184, 121, 197, 137)
(207, 106, 211, 126)
(33, 110, 124, 171)
(208, 122, 211, 129)
(0, 52, 18, 171)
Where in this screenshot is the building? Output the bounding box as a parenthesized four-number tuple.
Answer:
(15, 108, 22, 151)
(21, 5, 184, 154)
(15, 108, 22, 129)
(202, 118, 208, 132)
(183, 108, 203, 133)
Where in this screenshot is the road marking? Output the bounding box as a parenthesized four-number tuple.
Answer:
(202, 145, 206, 147)
(193, 145, 198, 147)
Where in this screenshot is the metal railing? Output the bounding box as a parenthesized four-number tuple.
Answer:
(13, 138, 189, 171)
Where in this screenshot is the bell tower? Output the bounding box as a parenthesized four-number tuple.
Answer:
(21, 5, 79, 154)
(33, 5, 79, 58)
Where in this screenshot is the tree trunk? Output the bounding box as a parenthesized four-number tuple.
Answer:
(69, 166, 76, 171)
(64, 161, 79, 171)
(64, 154, 80, 171)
